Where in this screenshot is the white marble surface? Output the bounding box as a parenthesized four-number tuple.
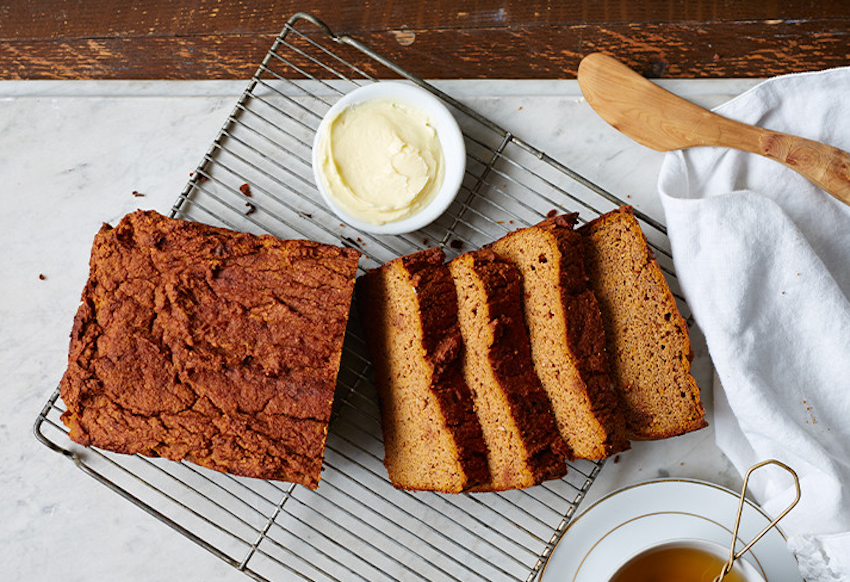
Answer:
(0, 78, 761, 581)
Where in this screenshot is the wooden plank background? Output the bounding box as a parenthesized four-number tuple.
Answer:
(1, 0, 848, 79)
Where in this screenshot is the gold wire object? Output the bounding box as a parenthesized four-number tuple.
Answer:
(714, 459, 801, 582)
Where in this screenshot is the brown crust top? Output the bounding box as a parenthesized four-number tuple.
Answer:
(535, 212, 580, 231)
(463, 249, 568, 488)
(579, 206, 707, 440)
(59, 210, 360, 488)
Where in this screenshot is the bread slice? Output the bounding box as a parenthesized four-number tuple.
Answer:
(490, 214, 629, 459)
(579, 206, 707, 440)
(448, 249, 568, 491)
(356, 248, 489, 492)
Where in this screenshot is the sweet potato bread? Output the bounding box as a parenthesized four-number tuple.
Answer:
(490, 215, 629, 459)
(356, 248, 489, 493)
(60, 210, 360, 488)
(449, 249, 568, 491)
(579, 206, 707, 440)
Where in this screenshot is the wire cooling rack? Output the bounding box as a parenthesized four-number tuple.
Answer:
(34, 12, 686, 582)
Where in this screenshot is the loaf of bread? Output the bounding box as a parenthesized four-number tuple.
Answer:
(448, 249, 568, 491)
(490, 215, 629, 459)
(579, 206, 707, 439)
(59, 210, 360, 488)
(356, 248, 490, 493)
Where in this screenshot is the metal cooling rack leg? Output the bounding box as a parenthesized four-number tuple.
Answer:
(237, 485, 296, 571)
(33, 387, 76, 459)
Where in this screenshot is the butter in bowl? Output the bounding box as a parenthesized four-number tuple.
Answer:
(312, 81, 466, 234)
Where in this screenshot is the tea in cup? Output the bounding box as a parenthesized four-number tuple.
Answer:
(608, 540, 765, 582)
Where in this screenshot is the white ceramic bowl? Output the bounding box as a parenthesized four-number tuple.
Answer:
(311, 81, 466, 235)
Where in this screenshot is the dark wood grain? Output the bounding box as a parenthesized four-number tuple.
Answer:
(2, 0, 849, 79)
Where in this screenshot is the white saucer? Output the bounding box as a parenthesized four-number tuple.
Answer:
(541, 479, 802, 582)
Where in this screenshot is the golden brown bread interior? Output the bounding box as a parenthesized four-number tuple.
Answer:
(579, 206, 707, 440)
(490, 215, 629, 459)
(448, 249, 568, 491)
(356, 248, 489, 492)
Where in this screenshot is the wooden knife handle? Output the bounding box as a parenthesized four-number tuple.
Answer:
(753, 130, 850, 206)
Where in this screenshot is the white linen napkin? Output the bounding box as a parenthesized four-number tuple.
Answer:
(657, 68, 850, 581)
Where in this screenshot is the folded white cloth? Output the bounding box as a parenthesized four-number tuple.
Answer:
(658, 68, 850, 581)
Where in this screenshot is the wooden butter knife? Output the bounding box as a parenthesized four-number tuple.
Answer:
(577, 52, 850, 206)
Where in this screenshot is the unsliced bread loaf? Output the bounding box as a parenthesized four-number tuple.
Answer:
(356, 248, 489, 492)
(490, 215, 629, 459)
(60, 210, 360, 488)
(448, 249, 568, 491)
(579, 206, 707, 440)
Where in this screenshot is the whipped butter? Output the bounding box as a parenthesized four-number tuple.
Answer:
(317, 98, 446, 225)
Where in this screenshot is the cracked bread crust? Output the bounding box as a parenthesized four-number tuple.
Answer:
(59, 210, 360, 488)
